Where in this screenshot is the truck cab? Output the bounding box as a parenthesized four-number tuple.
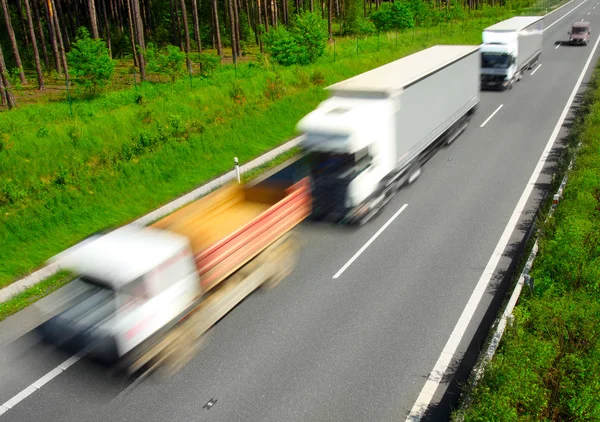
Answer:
(569, 21, 590, 46)
(297, 95, 393, 223)
(480, 32, 519, 90)
(36, 227, 201, 365)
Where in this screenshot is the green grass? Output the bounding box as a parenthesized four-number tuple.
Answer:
(454, 64, 600, 421)
(0, 2, 563, 290)
(0, 271, 73, 322)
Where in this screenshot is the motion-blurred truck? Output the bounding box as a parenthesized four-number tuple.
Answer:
(35, 158, 311, 376)
(296, 45, 480, 224)
(480, 16, 544, 90)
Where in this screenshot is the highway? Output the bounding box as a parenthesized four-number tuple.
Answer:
(1, 1, 600, 420)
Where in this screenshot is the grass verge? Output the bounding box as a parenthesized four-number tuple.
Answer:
(0, 271, 73, 322)
(453, 63, 600, 421)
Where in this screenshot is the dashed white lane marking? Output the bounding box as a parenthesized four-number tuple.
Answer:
(333, 204, 408, 279)
(480, 104, 503, 128)
(405, 31, 600, 422)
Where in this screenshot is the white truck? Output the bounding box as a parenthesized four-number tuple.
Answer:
(480, 16, 544, 91)
(296, 45, 480, 225)
(34, 165, 311, 377)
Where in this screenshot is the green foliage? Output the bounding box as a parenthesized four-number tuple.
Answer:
(192, 52, 221, 77)
(263, 11, 327, 66)
(457, 65, 600, 421)
(145, 43, 186, 82)
(67, 27, 115, 98)
(371, 2, 415, 33)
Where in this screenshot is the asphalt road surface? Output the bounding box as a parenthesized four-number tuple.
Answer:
(2, 2, 600, 420)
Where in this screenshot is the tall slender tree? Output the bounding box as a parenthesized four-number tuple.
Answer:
(212, 0, 222, 55)
(0, 44, 16, 109)
(191, 0, 202, 52)
(226, 0, 237, 63)
(50, 0, 68, 80)
(125, 0, 138, 66)
(1, 0, 27, 85)
(88, 0, 100, 38)
(100, 0, 112, 57)
(180, 0, 192, 72)
(130, 0, 146, 80)
(44, 0, 61, 73)
(32, 0, 50, 69)
(233, 0, 241, 57)
(23, 0, 45, 89)
(327, 0, 332, 39)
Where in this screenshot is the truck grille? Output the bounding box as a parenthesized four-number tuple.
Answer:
(311, 179, 349, 221)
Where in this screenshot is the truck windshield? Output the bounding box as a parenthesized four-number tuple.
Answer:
(310, 152, 354, 179)
(481, 53, 511, 69)
(572, 27, 588, 34)
(310, 148, 371, 180)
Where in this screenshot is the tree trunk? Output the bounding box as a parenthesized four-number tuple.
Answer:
(23, 0, 45, 89)
(130, 0, 146, 80)
(233, 0, 241, 57)
(262, 0, 268, 31)
(32, 0, 50, 69)
(100, 0, 112, 58)
(54, 0, 70, 49)
(1, 0, 27, 85)
(327, 0, 331, 39)
(16, 0, 32, 49)
(88, 0, 100, 38)
(125, 0, 138, 67)
(0, 46, 16, 109)
(256, 0, 263, 52)
(191, 0, 201, 52)
(180, 0, 192, 72)
(226, 0, 236, 64)
(174, 0, 183, 49)
(50, 0, 68, 80)
(212, 0, 222, 55)
(44, 0, 61, 73)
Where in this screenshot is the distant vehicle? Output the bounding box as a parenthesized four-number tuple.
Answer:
(35, 161, 311, 376)
(480, 16, 544, 91)
(296, 45, 480, 225)
(568, 21, 590, 46)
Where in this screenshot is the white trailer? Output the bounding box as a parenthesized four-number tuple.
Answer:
(480, 16, 544, 90)
(297, 45, 480, 225)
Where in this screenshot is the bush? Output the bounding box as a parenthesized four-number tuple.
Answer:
(371, 2, 415, 33)
(146, 43, 186, 83)
(67, 27, 115, 98)
(263, 11, 327, 66)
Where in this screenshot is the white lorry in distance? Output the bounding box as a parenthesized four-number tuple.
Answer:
(296, 45, 481, 225)
(480, 16, 544, 91)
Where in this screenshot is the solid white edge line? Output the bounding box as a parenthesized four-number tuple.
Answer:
(544, 0, 588, 32)
(332, 204, 408, 279)
(405, 30, 600, 422)
(479, 104, 503, 128)
(531, 63, 543, 75)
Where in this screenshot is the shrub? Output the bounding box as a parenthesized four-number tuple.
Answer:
(371, 2, 415, 33)
(263, 11, 327, 66)
(67, 27, 115, 98)
(146, 43, 186, 83)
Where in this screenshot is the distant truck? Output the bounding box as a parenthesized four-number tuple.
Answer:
(296, 45, 480, 225)
(568, 21, 590, 46)
(35, 160, 311, 376)
(480, 16, 543, 91)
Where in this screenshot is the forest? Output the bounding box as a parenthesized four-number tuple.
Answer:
(0, 0, 546, 108)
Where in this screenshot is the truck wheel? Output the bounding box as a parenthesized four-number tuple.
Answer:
(263, 234, 300, 290)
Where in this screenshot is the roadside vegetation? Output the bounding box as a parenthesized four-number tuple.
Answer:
(454, 64, 600, 421)
(0, 0, 567, 295)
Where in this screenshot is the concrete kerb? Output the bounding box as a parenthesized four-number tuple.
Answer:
(454, 144, 579, 420)
(0, 136, 304, 304)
